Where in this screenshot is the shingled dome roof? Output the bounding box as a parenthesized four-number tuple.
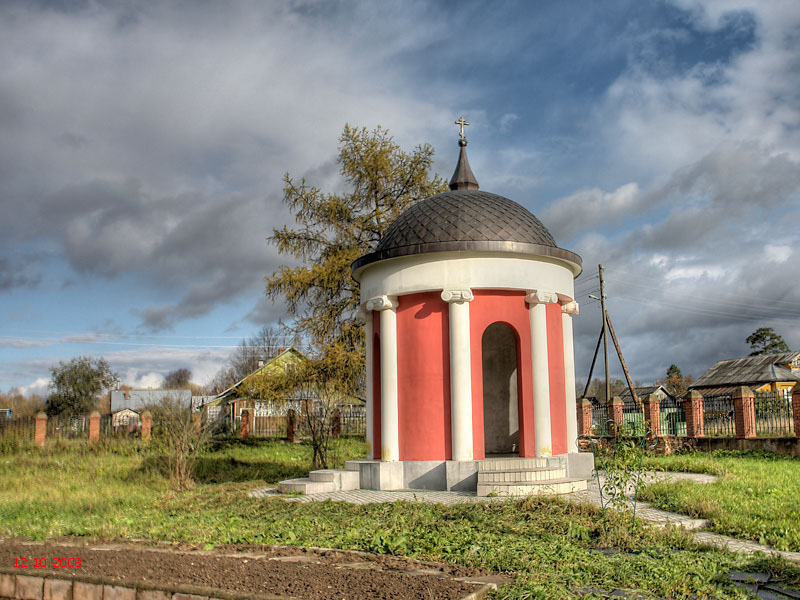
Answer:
(352, 125, 582, 275)
(351, 189, 582, 273)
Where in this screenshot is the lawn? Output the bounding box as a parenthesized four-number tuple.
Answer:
(640, 450, 800, 552)
(1, 438, 799, 598)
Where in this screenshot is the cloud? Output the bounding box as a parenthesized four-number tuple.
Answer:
(18, 377, 49, 398)
(498, 113, 519, 133)
(543, 183, 641, 241)
(560, 0, 800, 386)
(565, 140, 800, 384)
(0, 1, 457, 330)
(0, 256, 41, 291)
(595, 2, 800, 183)
(0, 337, 51, 349)
(127, 371, 164, 389)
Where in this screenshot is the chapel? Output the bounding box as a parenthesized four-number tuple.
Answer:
(280, 119, 593, 495)
(349, 119, 592, 493)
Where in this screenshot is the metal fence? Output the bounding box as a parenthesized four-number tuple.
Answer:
(703, 395, 736, 437)
(622, 405, 647, 436)
(46, 414, 90, 439)
(99, 414, 142, 437)
(755, 389, 794, 437)
(590, 403, 610, 436)
(659, 396, 687, 436)
(0, 416, 34, 440)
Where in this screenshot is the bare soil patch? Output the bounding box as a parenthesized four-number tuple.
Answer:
(0, 538, 497, 599)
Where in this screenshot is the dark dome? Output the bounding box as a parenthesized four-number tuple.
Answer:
(352, 189, 582, 273)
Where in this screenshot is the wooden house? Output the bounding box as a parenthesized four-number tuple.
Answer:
(691, 352, 800, 397)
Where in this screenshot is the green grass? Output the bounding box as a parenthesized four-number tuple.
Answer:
(1, 439, 799, 598)
(640, 450, 800, 552)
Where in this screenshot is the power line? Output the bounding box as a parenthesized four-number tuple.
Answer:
(603, 270, 800, 311)
(613, 292, 800, 324)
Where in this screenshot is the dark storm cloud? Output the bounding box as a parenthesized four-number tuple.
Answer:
(563, 140, 800, 384)
(39, 178, 287, 330)
(0, 0, 453, 333)
(0, 256, 41, 291)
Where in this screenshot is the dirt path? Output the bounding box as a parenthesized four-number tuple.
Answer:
(0, 538, 497, 600)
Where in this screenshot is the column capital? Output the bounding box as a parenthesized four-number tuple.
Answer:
(441, 289, 473, 303)
(366, 295, 397, 312)
(561, 300, 579, 315)
(526, 290, 559, 306)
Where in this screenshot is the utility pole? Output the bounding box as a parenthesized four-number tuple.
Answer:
(599, 264, 610, 405)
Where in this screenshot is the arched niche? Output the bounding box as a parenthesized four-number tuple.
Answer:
(481, 322, 520, 455)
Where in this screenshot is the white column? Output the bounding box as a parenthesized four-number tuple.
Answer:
(441, 289, 474, 461)
(367, 295, 399, 462)
(562, 300, 579, 453)
(358, 307, 374, 459)
(526, 290, 559, 457)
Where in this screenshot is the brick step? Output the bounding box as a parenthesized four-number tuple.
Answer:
(479, 457, 563, 472)
(476, 477, 587, 497)
(277, 477, 334, 494)
(477, 466, 566, 483)
(309, 469, 360, 490)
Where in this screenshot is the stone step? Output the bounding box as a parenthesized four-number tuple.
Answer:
(476, 477, 588, 497)
(479, 457, 563, 472)
(309, 468, 361, 490)
(345, 459, 372, 472)
(477, 466, 566, 483)
(277, 477, 334, 495)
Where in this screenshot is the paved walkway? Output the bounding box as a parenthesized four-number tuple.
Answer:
(250, 471, 800, 564)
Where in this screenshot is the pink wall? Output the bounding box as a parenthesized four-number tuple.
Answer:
(372, 289, 568, 462)
(546, 302, 567, 455)
(469, 290, 535, 459)
(396, 292, 452, 460)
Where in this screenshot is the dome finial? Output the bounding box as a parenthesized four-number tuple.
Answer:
(450, 117, 479, 190)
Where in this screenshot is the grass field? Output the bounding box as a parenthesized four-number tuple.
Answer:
(2, 439, 799, 598)
(640, 450, 800, 552)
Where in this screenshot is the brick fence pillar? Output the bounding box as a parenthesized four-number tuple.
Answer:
(287, 409, 296, 442)
(643, 393, 661, 437)
(610, 396, 624, 436)
(733, 386, 757, 439)
(35, 411, 47, 447)
(332, 408, 341, 439)
(141, 410, 151, 443)
(240, 408, 250, 440)
(793, 384, 800, 438)
(683, 391, 704, 438)
(89, 410, 100, 443)
(578, 399, 593, 436)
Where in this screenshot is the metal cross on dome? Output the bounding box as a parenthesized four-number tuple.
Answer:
(455, 116, 469, 139)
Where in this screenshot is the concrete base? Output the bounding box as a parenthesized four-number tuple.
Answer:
(565, 451, 595, 480)
(347, 459, 479, 491)
(280, 452, 595, 495)
(345, 452, 593, 492)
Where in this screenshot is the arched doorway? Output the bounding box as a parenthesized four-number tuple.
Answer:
(481, 322, 520, 455)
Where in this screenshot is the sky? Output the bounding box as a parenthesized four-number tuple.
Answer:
(1, 0, 799, 397)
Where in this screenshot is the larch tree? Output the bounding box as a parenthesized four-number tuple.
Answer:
(265, 124, 447, 395)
